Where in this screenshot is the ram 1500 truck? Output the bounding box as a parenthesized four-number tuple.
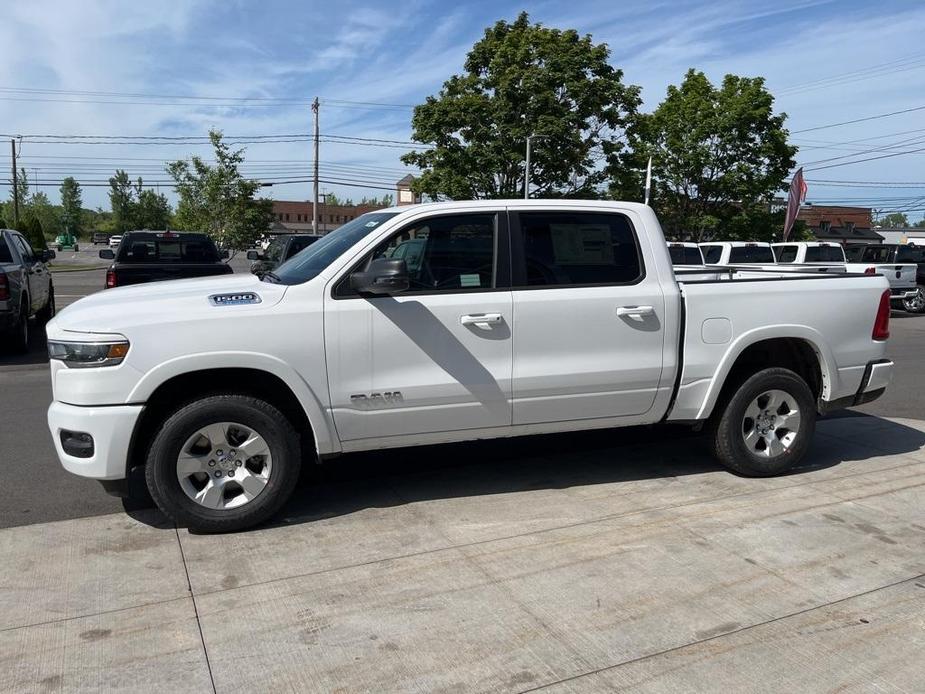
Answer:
(1, 229, 56, 352)
(45, 201, 895, 532)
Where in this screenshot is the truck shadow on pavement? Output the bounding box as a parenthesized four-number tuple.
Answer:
(125, 413, 925, 533)
(0, 321, 50, 366)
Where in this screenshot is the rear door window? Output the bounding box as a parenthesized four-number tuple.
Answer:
(514, 211, 642, 287)
(14, 235, 35, 263)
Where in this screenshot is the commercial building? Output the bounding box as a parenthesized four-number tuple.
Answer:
(797, 204, 883, 245)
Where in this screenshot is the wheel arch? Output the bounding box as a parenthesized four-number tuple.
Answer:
(697, 328, 833, 421)
(125, 358, 339, 477)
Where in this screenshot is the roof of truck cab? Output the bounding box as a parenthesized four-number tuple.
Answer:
(375, 199, 653, 214)
(698, 241, 772, 247)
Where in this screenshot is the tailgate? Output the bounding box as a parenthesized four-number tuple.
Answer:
(114, 263, 233, 286)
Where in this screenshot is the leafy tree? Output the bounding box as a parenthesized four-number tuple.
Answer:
(29, 191, 60, 238)
(876, 212, 909, 228)
(402, 12, 640, 199)
(60, 177, 83, 237)
(134, 187, 172, 229)
(610, 69, 796, 241)
(324, 192, 353, 206)
(913, 217, 925, 229)
(109, 170, 136, 232)
(166, 129, 274, 257)
(22, 213, 47, 251)
(4, 167, 29, 227)
(359, 194, 393, 207)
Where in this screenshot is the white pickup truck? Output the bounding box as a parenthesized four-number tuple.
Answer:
(46, 201, 895, 532)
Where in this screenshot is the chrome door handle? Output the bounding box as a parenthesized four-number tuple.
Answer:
(461, 312, 502, 326)
(616, 305, 654, 317)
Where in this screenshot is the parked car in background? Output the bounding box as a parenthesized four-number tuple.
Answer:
(108, 235, 123, 249)
(772, 242, 846, 264)
(699, 241, 776, 265)
(46, 200, 895, 532)
(99, 230, 232, 288)
(666, 242, 704, 267)
(92, 232, 110, 245)
(847, 244, 925, 312)
(247, 234, 322, 278)
(844, 244, 868, 261)
(0, 228, 55, 352)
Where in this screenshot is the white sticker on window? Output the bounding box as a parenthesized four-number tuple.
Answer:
(364, 221, 381, 228)
(550, 224, 614, 264)
(459, 274, 481, 287)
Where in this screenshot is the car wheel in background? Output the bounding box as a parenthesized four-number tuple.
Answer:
(145, 394, 301, 533)
(709, 367, 815, 477)
(902, 286, 925, 313)
(37, 285, 55, 323)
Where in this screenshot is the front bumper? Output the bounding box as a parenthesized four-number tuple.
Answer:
(820, 359, 893, 414)
(47, 401, 143, 480)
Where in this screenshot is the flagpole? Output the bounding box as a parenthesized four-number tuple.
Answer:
(644, 157, 652, 206)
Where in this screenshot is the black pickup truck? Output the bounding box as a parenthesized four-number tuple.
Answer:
(857, 243, 925, 313)
(247, 234, 321, 278)
(99, 231, 232, 288)
(1, 228, 56, 352)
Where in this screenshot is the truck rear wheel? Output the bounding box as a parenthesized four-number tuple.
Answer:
(902, 286, 925, 313)
(145, 395, 301, 532)
(709, 368, 815, 477)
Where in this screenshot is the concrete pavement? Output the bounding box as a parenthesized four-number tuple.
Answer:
(2, 415, 923, 693)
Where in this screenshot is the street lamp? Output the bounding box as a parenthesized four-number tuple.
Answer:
(524, 135, 548, 199)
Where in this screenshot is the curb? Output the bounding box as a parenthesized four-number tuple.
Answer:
(49, 265, 109, 273)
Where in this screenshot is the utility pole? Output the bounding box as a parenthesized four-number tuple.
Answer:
(10, 139, 19, 227)
(312, 97, 319, 234)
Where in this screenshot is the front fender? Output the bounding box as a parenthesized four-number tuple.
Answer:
(127, 351, 340, 455)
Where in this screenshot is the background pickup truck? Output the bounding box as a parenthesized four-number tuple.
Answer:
(246, 234, 322, 278)
(846, 244, 924, 313)
(46, 200, 895, 532)
(0, 228, 55, 352)
(844, 243, 919, 310)
(99, 230, 232, 288)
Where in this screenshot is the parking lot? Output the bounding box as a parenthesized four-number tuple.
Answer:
(1, 260, 923, 692)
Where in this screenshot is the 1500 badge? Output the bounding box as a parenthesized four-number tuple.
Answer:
(209, 292, 262, 306)
(350, 392, 404, 409)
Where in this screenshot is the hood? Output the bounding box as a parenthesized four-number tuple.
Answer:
(50, 273, 288, 335)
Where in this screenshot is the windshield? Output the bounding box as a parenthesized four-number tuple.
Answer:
(729, 246, 774, 263)
(116, 233, 220, 263)
(805, 245, 846, 262)
(271, 212, 400, 284)
(668, 245, 703, 265)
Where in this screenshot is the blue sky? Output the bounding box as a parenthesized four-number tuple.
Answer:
(2, 0, 925, 222)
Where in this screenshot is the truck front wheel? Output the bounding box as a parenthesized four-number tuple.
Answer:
(709, 368, 816, 477)
(145, 395, 301, 532)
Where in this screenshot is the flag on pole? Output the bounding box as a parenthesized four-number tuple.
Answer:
(644, 157, 652, 206)
(783, 167, 807, 241)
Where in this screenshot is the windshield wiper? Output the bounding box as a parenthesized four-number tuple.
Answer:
(262, 271, 282, 284)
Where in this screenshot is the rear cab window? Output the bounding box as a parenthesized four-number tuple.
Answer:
(668, 245, 702, 265)
(805, 245, 845, 262)
(116, 233, 220, 263)
(774, 245, 798, 263)
(513, 211, 642, 287)
(701, 245, 722, 264)
(729, 246, 774, 263)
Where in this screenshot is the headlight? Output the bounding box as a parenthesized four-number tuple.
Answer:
(47, 340, 130, 368)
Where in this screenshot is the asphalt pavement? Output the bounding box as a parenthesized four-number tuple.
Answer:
(1, 257, 923, 529)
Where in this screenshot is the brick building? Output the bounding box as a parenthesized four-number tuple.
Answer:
(797, 204, 883, 245)
(270, 201, 386, 234)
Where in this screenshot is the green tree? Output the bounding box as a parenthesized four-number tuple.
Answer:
(4, 167, 29, 227)
(401, 12, 640, 200)
(913, 217, 925, 229)
(134, 186, 172, 229)
(60, 177, 83, 237)
(29, 191, 59, 238)
(324, 192, 353, 206)
(359, 194, 393, 207)
(166, 129, 274, 257)
(109, 170, 136, 232)
(876, 212, 909, 228)
(610, 69, 796, 241)
(22, 213, 47, 251)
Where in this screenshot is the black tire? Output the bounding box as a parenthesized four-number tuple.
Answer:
(73, 244, 79, 252)
(145, 395, 301, 532)
(902, 286, 925, 314)
(708, 367, 816, 477)
(37, 284, 55, 324)
(8, 300, 29, 353)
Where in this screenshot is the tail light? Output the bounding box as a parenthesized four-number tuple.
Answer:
(106, 269, 117, 288)
(872, 289, 891, 341)
(0, 271, 8, 301)
(864, 267, 876, 275)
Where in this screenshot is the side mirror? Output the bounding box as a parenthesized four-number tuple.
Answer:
(220, 249, 230, 259)
(99, 249, 115, 260)
(350, 258, 410, 295)
(246, 250, 260, 261)
(40, 250, 55, 262)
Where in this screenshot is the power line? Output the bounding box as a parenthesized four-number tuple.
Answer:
(792, 104, 925, 134)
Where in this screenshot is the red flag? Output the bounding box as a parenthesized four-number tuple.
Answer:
(783, 168, 807, 241)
